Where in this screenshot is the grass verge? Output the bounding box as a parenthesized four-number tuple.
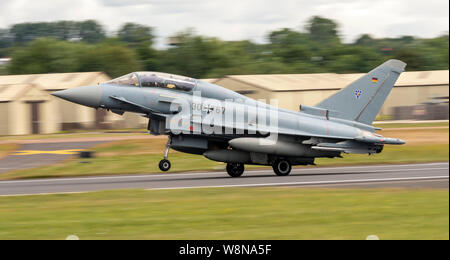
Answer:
(0, 143, 18, 159)
(1, 143, 448, 180)
(316, 144, 449, 166)
(0, 187, 447, 240)
(373, 121, 449, 129)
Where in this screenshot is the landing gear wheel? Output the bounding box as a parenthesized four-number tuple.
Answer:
(159, 136, 172, 172)
(226, 163, 245, 177)
(273, 159, 292, 176)
(159, 159, 171, 172)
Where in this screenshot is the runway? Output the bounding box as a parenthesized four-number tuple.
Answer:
(0, 141, 106, 174)
(0, 162, 448, 196)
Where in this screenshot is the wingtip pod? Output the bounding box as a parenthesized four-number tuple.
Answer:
(384, 59, 407, 73)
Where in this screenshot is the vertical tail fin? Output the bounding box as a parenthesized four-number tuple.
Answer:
(316, 59, 406, 125)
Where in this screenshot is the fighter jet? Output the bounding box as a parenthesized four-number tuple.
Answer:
(52, 59, 406, 177)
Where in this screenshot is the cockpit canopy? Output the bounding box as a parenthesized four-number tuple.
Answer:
(106, 73, 139, 87)
(106, 72, 196, 92)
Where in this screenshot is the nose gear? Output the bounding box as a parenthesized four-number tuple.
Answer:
(159, 136, 172, 172)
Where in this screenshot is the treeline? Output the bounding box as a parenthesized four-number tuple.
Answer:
(0, 17, 448, 78)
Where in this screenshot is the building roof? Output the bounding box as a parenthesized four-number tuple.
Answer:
(200, 78, 219, 84)
(222, 70, 449, 92)
(0, 72, 111, 91)
(395, 70, 449, 86)
(1, 70, 447, 94)
(0, 84, 35, 102)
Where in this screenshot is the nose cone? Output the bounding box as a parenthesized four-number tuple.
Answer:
(52, 85, 102, 108)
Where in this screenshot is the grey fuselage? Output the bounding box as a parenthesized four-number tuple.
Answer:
(95, 76, 387, 165)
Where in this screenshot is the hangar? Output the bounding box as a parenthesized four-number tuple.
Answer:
(0, 72, 146, 135)
(213, 70, 449, 117)
(0, 84, 57, 135)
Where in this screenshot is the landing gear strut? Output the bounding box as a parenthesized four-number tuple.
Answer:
(273, 159, 292, 176)
(159, 136, 172, 172)
(226, 163, 245, 177)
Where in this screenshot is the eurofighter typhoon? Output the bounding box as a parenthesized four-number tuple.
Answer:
(52, 59, 406, 177)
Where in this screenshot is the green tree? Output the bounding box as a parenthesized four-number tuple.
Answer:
(392, 48, 427, 71)
(118, 23, 154, 46)
(355, 34, 376, 47)
(159, 30, 233, 78)
(326, 46, 384, 73)
(305, 16, 341, 45)
(3, 17, 448, 78)
(0, 29, 13, 49)
(9, 20, 106, 45)
(117, 23, 158, 71)
(79, 20, 106, 43)
(8, 38, 141, 77)
(420, 35, 449, 70)
(77, 40, 141, 77)
(268, 28, 312, 64)
(8, 38, 82, 74)
(269, 28, 308, 46)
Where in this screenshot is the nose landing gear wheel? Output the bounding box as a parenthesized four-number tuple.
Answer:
(159, 159, 171, 172)
(159, 136, 172, 172)
(273, 159, 292, 176)
(226, 163, 245, 177)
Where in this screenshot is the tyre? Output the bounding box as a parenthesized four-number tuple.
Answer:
(226, 163, 245, 177)
(159, 159, 171, 171)
(273, 159, 292, 176)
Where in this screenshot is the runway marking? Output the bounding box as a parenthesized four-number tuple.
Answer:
(12, 149, 84, 155)
(0, 163, 447, 185)
(145, 176, 450, 191)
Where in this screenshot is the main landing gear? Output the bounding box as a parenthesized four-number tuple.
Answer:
(225, 159, 292, 178)
(226, 163, 245, 177)
(159, 136, 172, 172)
(272, 159, 292, 176)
